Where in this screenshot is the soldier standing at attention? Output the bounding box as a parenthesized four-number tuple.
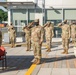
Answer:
(8, 23, 16, 48)
(8, 23, 14, 43)
(23, 26, 31, 51)
(31, 19, 44, 64)
(23, 22, 34, 51)
(70, 21, 76, 46)
(44, 22, 54, 52)
(0, 29, 2, 46)
(58, 20, 70, 54)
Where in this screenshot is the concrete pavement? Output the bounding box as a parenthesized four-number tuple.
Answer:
(0, 42, 76, 75)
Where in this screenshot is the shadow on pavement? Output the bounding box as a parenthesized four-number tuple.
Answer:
(41, 55, 75, 63)
(0, 55, 34, 73)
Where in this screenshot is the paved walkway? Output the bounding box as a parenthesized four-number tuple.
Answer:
(0, 42, 76, 75)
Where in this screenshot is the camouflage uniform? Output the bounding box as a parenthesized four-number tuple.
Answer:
(8, 26, 16, 48)
(44, 22, 54, 52)
(70, 22, 76, 46)
(23, 26, 31, 51)
(58, 20, 70, 54)
(8, 25, 14, 30)
(0, 30, 2, 46)
(31, 19, 44, 64)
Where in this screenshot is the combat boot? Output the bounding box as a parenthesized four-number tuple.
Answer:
(11, 45, 13, 48)
(46, 50, 51, 52)
(61, 49, 66, 54)
(36, 59, 40, 65)
(46, 49, 51, 52)
(13, 44, 15, 48)
(26, 49, 29, 51)
(33, 58, 37, 64)
(46, 45, 48, 49)
(26, 48, 30, 51)
(65, 49, 68, 54)
(11, 46, 13, 48)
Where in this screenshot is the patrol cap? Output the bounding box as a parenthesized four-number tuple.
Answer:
(63, 20, 67, 23)
(34, 19, 39, 22)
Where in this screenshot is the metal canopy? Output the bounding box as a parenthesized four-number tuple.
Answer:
(0, 2, 35, 6)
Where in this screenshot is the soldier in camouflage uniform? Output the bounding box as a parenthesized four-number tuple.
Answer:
(0, 30, 2, 46)
(31, 19, 44, 64)
(58, 20, 70, 54)
(8, 24, 16, 48)
(23, 26, 31, 51)
(23, 22, 34, 51)
(44, 22, 54, 52)
(70, 21, 76, 46)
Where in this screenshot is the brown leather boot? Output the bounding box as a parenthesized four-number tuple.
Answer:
(26, 49, 30, 51)
(33, 58, 37, 64)
(11, 45, 13, 48)
(65, 49, 68, 54)
(46, 49, 51, 52)
(13, 44, 15, 48)
(61, 49, 66, 54)
(26, 50, 29, 51)
(36, 59, 41, 65)
(46, 45, 48, 49)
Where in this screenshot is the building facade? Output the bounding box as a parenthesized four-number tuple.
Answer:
(1, 0, 76, 37)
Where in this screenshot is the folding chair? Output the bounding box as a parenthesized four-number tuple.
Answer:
(0, 46, 7, 70)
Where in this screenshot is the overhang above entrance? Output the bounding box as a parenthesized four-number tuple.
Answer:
(0, 2, 35, 7)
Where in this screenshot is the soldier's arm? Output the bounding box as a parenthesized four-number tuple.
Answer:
(58, 23, 62, 28)
(43, 23, 47, 28)
(8, 26, 10, 31)
(27, 21, 34, 28)
(40, 27, 44, 43)
(52, 24, 54, 29)
(22, 27, 25, 31)
(52, 29, 54, 37)
(22, 26, 27, 31)
(14, 30, 16, 38)
(69, 25, 71, 38)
